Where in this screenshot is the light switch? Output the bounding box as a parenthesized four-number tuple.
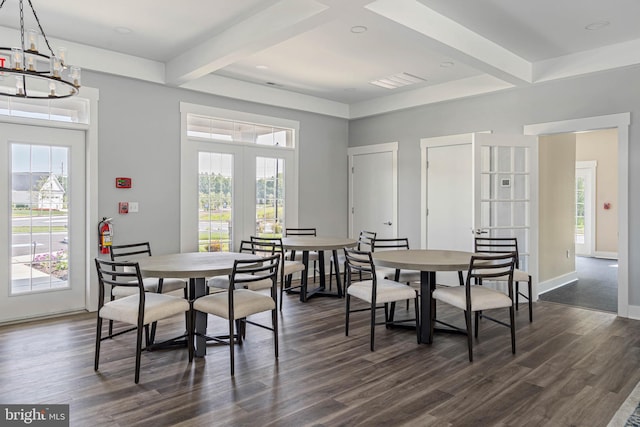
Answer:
(129, 202, 139, 213)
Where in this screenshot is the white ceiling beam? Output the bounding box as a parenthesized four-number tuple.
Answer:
(182, 74, 350, 119)
(0, 26, 166, 84)
(534, 38, 640, 83)
(365, 0, 532, 86)
(166, 0, 332, 86)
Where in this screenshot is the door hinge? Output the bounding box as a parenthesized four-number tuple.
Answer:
(351, 207, 354, 214)
(351, 166, 354, 173)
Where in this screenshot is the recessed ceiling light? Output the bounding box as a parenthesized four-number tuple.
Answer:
(585, 20, 610, 30)
(114, 26, 132, 35)
(351, 26, 367, 34)
(440, 61, 454, 68)
(256, 65, 269, 70)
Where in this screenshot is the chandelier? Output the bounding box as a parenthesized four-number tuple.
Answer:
(0, 0, 80, 99)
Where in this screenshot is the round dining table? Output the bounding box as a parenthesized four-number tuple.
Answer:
(281, 236, 357, 301)
(372, 249, 475, 344)
(138, 251, 261, 357)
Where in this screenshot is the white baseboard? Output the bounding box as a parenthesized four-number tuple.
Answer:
(537, 271, 578, 295)
(593, 251, 618, 260)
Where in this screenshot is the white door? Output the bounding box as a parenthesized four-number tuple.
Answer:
(424, 140, 473, 285)
(473, 133, 538, 294)
(575, 162, 596, 256)
(349, 143, 397, 239)
(0, 123, 86, 322)
(426, 143, 473, 251)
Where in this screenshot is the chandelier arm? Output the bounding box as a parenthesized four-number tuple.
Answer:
(19, 0, 24, 51)
(26, 0, 55, 57)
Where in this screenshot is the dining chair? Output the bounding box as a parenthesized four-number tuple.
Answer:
(190, 254, 280, 375)
(474, 237, 533, 322)
(344, 248, 419, 351)
(94, 258, 191, 383)
(250, 236, 306, 311)
(285, 227, 320, 282)
(371, 237, 422, 317)
(371, 237, 421, 284)
(329, 230, 376, 289)
(208, 240, 277, 291)
(431, 252, 516, 362)
(109, 242, 188, 298)
(109, 241, 188, 342)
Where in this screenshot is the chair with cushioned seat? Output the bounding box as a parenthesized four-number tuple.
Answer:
(109, 242, 187, 298)
(285, 227, 320, 282)
(94, 258, 191, 383)
(109, 242, 188, 341)
(250, 236, 306, 311)
(474, 237, 533, 322)
(344, 248, 419, 351)
(432, 252, 517, 362)
(208, 240, 277, 292)
(190, 254, 280, 375)
(329, 230, 376, 289)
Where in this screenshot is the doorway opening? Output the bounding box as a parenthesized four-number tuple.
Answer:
(524, 113, 629, 317)
(538, 129, 618, 313)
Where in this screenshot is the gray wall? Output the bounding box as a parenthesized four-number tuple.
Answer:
(348, 65, 640, 304)
(83, 71, 349, 255)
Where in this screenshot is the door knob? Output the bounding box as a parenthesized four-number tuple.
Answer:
(383, 221, 392, 225)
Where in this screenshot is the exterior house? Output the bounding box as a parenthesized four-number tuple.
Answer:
(11, 172, 66, 211)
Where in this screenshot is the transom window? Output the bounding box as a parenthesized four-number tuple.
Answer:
(187, 114, 294, 148)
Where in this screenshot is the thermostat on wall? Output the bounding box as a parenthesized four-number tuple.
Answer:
(116, 177, 132, 188)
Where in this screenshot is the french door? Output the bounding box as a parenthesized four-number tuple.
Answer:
(194, 141, 295, 251)
(0, 123, 85, 322)
(473, 133, 538, 291)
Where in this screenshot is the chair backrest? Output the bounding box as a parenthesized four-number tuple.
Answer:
(357, 230, 376, 251)
(285, 227, 317, 236)
(239, 239, 277, 258)
(230, 254, 280, 292)
(343, 248, 375, 279)
(371, 237, 409, 252)
(95, 258, 146, 306)
(466, 252, 516, 291)
(109, 242, 152, 261)
(249, 236, 285, 255)
(474, 237, 520, 268)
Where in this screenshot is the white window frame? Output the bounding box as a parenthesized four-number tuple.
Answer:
(180, 103, 299, 252)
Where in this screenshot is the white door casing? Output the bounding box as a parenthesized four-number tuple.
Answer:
(524, 113, 629, 317)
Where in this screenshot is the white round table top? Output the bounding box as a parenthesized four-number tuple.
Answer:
(137, 251, 261, 278)
(282, 236, 357, 251)
(372, 249, 475, 272)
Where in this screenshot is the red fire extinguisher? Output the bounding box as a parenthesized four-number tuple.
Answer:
(98, 217, 113, 254)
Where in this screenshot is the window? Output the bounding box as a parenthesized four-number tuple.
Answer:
(180, 104, 299, 252)
(187, 114, 293, 147)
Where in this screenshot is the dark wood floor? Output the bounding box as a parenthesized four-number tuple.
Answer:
(1, 287, 639, 427)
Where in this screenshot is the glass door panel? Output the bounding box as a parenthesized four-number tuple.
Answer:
(255, 156, 284, 237)
(11, 144, 70, 294)
(198, 152, 233, 252)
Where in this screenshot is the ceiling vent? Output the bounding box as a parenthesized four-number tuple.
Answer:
(369, 72, 425, 89)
